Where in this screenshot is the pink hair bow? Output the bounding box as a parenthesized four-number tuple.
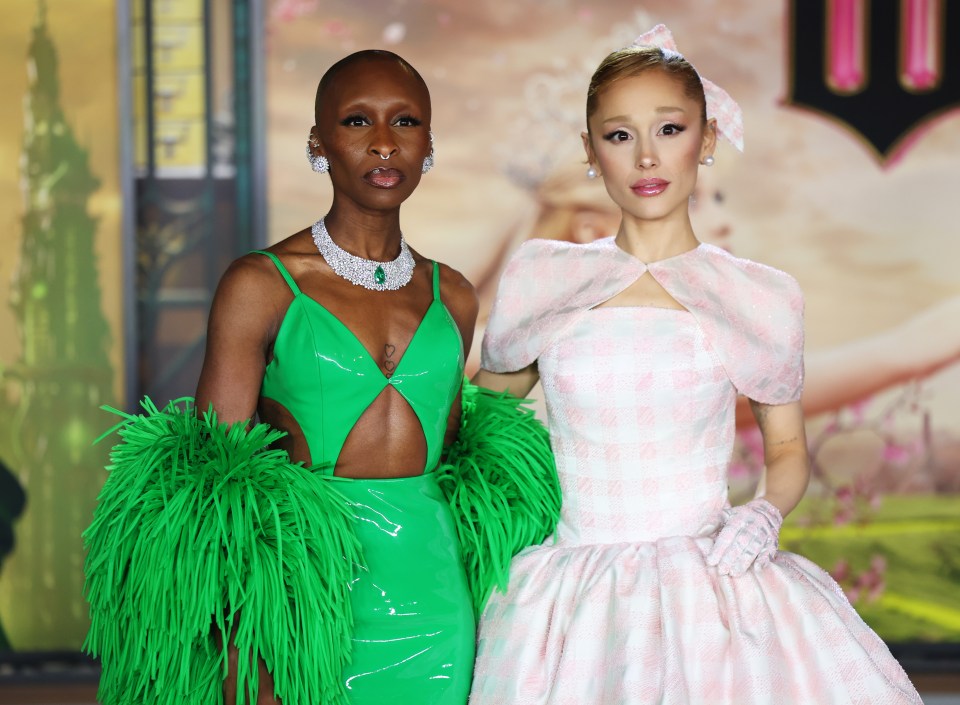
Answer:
(632, 24, 744, 151)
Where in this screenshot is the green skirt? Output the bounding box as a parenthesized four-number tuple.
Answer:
(84, 390, 558, 705)
(331, 471, 476, 704)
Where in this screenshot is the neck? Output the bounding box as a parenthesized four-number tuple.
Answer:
(322, 202, 403, 260)
(614, 210, 700, 263)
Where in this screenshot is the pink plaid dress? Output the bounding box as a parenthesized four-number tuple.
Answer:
(471, 238, 921, 705)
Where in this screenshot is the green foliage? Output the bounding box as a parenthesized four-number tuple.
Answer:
(782, 495, 960, 642)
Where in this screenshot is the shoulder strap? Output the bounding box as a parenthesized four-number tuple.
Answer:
(431, 261, 441, 301)
(251, 250, 301, 296)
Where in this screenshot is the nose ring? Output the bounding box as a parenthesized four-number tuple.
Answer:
(379, 153, 391, 160)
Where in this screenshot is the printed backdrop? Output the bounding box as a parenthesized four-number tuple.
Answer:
(0, 0, 956, 653)
(265, 0, 960, 643)
(0, 0, 124, 650)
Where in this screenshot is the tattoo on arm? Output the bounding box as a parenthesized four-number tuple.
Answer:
(383, 343, 397, 378)
(750, 400, 801, 450)
(749, 399, 769, 430)
(771, 436, 798, 446)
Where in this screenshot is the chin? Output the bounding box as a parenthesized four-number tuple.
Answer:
(622, 203, 683, 222)
(361, 187, 416, 209)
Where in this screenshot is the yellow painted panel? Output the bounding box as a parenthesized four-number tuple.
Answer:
(153, 0, 202, 23)
(153, 23, 203, 70)
(153, 72, 205, 119)
(154, 118, 206, 168)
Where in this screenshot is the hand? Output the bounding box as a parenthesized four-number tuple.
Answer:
(706, 498, 783, 577)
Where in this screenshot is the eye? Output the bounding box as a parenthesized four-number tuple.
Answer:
(393, 114, 422, 127)
(602, 129, 631, 143)
(659, 123, 686, 136)
(340, 114, 370, 127)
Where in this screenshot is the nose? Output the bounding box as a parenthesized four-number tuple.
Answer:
(371, 144, 397, 160)
(369, 124, 398, 161)
(635, 139, 658, 169)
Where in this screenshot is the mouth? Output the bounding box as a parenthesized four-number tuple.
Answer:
(364, 167, 405, 189)
(631, 178, 669, 197)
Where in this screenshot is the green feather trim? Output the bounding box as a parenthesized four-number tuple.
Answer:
(436, 380, 561, 617)
(82, 397, 361, 705)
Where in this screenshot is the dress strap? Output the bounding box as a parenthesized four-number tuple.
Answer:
(252, 250, 301, 297)
(432, 261, 441, 301)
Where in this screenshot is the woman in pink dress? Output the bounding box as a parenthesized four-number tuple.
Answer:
(469, 26, 923, 705)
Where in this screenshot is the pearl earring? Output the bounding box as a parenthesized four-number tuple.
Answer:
(702, 155, 715, 167)
(586, 166, 598, 179)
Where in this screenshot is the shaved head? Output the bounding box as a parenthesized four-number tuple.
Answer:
(314, 50, 429, 122)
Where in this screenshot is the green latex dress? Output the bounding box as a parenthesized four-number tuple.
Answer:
(257, 251, 475, 704)
(84, 251, 560, 705)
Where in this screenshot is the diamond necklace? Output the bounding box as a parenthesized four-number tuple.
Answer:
(311, 217, 415, 291)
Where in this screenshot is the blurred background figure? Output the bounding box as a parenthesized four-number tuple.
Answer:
(0, 459, 27, 652)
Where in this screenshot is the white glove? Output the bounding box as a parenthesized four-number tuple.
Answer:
(706, 498, 783, 577)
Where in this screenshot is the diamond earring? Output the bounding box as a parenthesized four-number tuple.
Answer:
(702, 155, 715, 167)
(309, 152, 330, 173)
(306, 135, 329, 173)
(422, 131, 435, 174)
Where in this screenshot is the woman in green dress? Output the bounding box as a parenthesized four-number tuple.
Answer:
(85, 48, 559, 705)
(198, 50, 478, 704)
(85, 49, 562, 705)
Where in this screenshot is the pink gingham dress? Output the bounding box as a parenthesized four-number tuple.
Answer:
(470, 238, 921, 705)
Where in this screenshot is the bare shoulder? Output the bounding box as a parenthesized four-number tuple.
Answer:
(216, 251, 284, 303)
(218, 227, 314, 298)
(436, 260, 479, 323)
(208, 250, 295, 335)
(266, 227, 314, 258)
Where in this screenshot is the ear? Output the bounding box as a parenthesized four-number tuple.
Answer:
(581, 131, 599, 174)
(700, 118, 718, 162)
(308, 125, 325, 157)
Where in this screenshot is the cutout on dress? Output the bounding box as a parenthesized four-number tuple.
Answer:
(257, 396, 312, 466)
(336, 385, 429, 478)
(591, 271, 690, 311)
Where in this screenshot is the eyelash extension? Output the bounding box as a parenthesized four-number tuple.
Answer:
(394, 114, 422, 126)
(340, 114, 369, 126)
(662, 123, 687, 134)
(602, 130, 629, 142)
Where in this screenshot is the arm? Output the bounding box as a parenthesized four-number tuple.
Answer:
(802, 297, 960, 415)
(472, 364, 540, 397)
(708, 400, 809, 577)
(440, 263, 480, 447)
(195, 254, 283, 426)
(194, 255, 287, 702)
(750, 399, 810, 517)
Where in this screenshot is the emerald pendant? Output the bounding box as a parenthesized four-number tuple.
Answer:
(312, 219, 414, 290)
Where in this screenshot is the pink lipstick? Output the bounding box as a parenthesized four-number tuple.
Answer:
(631, 178, 669, 197)
(364, 167, 405, 189)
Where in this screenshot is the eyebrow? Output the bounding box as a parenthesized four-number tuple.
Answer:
(339, 97, 417, 113)
(601, 107, 688, 123)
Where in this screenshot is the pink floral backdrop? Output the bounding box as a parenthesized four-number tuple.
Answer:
(265, 0, 960, 643)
